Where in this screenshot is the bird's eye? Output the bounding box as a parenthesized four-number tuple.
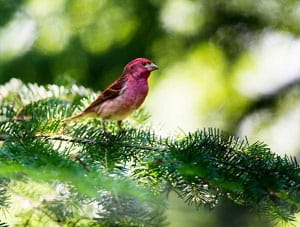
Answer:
(141, 62, 147, 66)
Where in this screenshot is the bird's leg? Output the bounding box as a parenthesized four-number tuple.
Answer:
(117, 120, 122, 129)
(102, 120, 107, 132)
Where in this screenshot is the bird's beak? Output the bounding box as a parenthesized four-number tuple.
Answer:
(146, 63, 159, 71)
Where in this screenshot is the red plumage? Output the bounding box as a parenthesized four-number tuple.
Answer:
(63, 58, 158, 127)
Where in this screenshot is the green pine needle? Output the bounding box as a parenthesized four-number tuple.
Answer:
(0, 79, 299, 225)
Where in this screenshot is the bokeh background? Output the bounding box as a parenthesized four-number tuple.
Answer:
(0, 0, 299, 226)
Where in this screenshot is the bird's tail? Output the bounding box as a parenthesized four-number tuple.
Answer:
(62, 112, 86, 124)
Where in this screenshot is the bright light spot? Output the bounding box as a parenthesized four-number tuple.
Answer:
(68, 0, 106, 30)
(146, 44, 226, 134)
(0, 13, 36, 61)
(160, 0, 204, 35)
(25, 0, 71, 55)
(80, 5, 137, 54)
(235, 31, 300, 97)
(14, 195, 32, 209)
(26, 0, 66, 18)
(147, 66, 202, 134)
(238, 106, 300, 155)
(34, 16, 71, 54)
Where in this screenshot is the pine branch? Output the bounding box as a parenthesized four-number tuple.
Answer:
(0, 125, 298, 221)
(0, 79, 299, 225)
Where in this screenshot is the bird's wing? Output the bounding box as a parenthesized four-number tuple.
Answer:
(82, 74, 128, 113)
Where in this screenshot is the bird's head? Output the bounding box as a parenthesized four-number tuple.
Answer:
(124, 58, 158, 78)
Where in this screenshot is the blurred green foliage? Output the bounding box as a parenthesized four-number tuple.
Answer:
(1, 0, 299, 87)
(0, 0, 162, 87)
(1, 0, 300, 226)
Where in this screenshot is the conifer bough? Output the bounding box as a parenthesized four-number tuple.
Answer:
(0, 79, 299, 225)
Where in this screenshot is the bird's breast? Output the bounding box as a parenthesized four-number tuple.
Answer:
(97, 78, 149, 120)
(124, 78, 149, 108)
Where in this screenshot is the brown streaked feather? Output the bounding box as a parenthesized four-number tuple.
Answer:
(82, 74, 128, 113)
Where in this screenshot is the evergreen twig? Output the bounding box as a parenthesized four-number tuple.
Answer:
(0, 79, 299, 225)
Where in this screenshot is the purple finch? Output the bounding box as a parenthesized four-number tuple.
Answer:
(64, 58, 158, 128)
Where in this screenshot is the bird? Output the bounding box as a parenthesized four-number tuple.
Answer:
(63, 58, 158, 129)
